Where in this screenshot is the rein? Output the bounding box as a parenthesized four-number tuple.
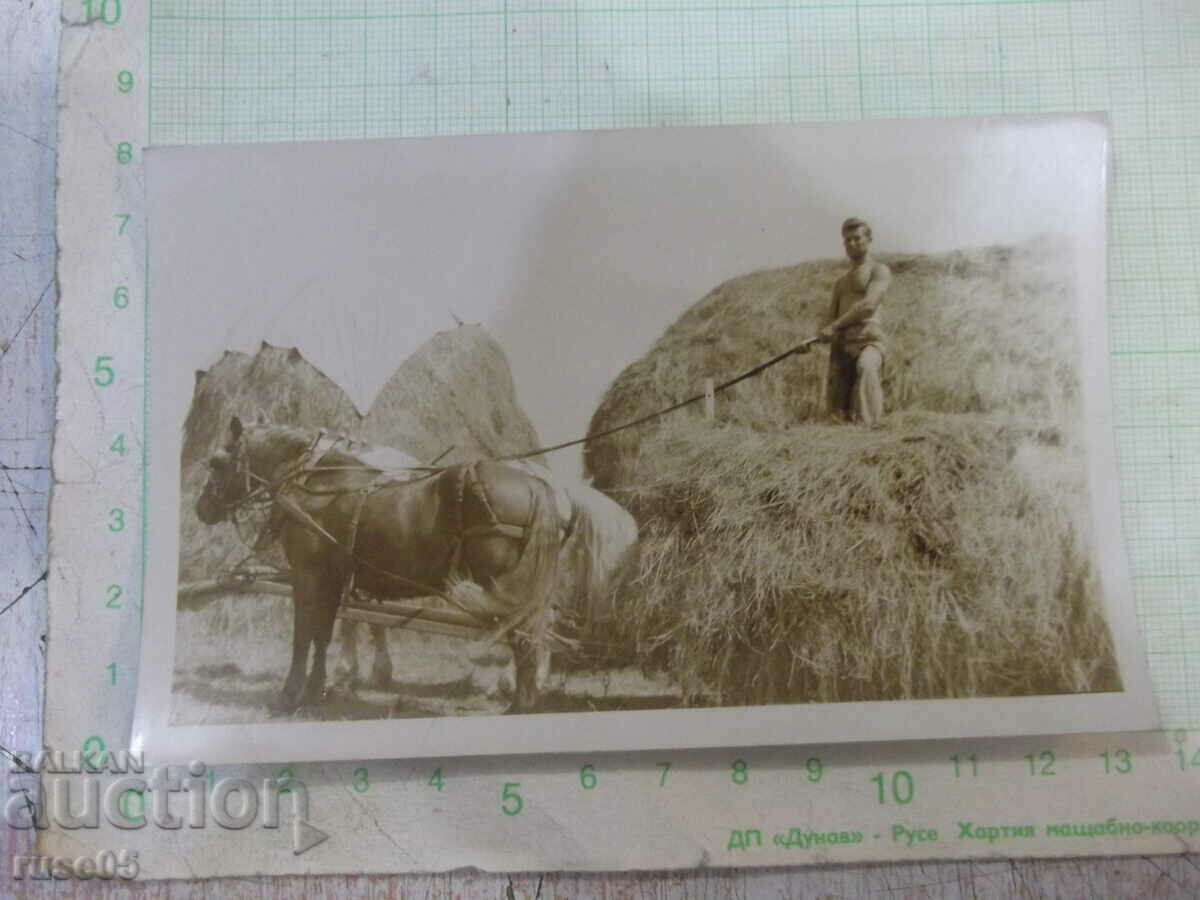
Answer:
(497, 336, 821, 462)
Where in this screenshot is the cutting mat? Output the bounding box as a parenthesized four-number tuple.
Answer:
(44, 0, 1200, 877)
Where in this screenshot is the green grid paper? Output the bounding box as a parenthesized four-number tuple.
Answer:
(146, 0, 1200, 726)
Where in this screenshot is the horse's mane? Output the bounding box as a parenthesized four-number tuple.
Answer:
(320, 435, 422, 475)
(242, 424, 320, 470)
(244, 423, 323, 453)
(246, 424, 420, 470)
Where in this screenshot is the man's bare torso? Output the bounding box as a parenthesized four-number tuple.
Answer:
(832, 259, 888, 346)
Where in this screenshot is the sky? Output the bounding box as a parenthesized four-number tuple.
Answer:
(148, 114, 1106, 479)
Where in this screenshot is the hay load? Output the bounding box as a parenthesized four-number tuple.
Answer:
(179, 326, 543, 583)
(586, 242, 1119, 705)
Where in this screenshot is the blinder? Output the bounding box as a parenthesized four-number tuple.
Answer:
(203, 435, 257, 517)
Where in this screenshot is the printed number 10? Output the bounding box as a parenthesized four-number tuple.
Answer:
(81, 0, 121, 23)
(871, 771, 914, 805)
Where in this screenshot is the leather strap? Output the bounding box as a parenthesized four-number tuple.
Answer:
(461, 523, 526, 540)
(339, 480, 378, 605)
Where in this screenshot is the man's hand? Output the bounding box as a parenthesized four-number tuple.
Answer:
(817, 325, 836, 343)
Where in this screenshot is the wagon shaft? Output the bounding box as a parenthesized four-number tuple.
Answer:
(338, 601, 487, 641)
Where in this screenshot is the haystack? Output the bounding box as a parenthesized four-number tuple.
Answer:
(585, 243, 1079, 488)
(586, 241, 1120, 704)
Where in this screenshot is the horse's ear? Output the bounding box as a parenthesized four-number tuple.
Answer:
(230, 416, 244, 441)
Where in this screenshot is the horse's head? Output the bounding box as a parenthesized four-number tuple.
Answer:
(195, 416, 252, 524)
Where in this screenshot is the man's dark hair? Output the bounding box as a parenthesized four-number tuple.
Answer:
(841, 217, 872, 239)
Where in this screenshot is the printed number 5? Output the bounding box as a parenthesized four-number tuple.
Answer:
(94, 356, 115, 386)
(501, 782, 522, 816)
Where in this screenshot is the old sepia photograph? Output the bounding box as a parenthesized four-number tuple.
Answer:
(134, 114, 1156, 763)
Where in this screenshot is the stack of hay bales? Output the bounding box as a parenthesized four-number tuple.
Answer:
(585, 242, 1120, 705)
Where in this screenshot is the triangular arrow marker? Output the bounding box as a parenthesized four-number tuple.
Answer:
(293, 819, 329, 856)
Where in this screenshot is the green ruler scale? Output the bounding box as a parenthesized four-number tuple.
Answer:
(46, 0, 1200, 876)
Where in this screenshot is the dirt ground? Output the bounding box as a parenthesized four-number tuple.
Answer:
(170, 594, 679, 726)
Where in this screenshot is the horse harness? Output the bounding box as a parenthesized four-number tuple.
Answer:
(262, 435, 536, 610)
(442, 461, 532, 574)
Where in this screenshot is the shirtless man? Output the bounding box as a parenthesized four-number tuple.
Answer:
(817, 217, 892, 425)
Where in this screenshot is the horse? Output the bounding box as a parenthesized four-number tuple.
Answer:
(195, 416, 562, 714)
(337, 460, 641, 693)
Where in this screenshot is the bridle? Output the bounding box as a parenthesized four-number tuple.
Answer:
(209, 428, 353, 523)
(205, 435, 271, 518)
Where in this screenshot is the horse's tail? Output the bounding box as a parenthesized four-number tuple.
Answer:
(485, 476, 561, 644)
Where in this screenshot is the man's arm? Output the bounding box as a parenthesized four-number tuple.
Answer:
(828, 262, 892, 331)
